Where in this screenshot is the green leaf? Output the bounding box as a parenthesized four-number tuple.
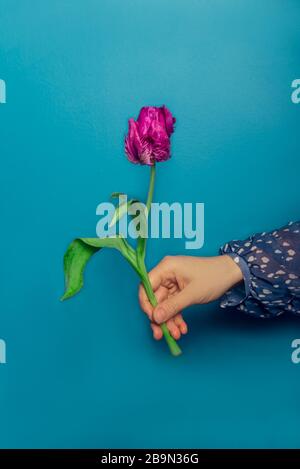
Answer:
(61, 237, 129, 301)
(81, 237, 125, 250)
(137, 236, 146, 261)
(109, 198, 139, 228)
(61, 239, 98, 301)
(110, 192, 126, 199)
(135, 204, 148, 261)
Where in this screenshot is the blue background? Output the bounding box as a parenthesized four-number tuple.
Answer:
(0, 0, 300, 448)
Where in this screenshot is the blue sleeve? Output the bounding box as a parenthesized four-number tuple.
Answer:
(219, 221, 300, 318)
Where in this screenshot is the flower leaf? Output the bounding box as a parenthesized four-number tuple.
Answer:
(109, 198, 139, 228)
(137, 236, 146, 261)
(61, 237, 130, 301)
(135, 205, 148, 261)
(110, 192, 126, 199)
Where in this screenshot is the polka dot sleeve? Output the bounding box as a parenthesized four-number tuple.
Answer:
(219, 221, 300, 318)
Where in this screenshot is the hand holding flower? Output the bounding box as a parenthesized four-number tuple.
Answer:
(139, 255, 243, 339)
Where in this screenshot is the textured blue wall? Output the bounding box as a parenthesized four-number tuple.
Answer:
(0, 0, 299, 448)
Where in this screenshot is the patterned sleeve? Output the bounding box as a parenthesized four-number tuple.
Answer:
(219, 221, 300, 318)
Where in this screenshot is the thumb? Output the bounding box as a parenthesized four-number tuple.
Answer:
(153, 288, 192, 324)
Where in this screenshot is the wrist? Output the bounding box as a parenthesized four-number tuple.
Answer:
(221, 254, 243, 288)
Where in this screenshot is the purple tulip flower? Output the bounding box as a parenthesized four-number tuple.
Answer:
(125, 106, 176, 165)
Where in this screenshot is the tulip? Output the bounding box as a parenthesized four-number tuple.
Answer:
(62, 105, 182, 357)
(125, 105, 181, 356)
(125, 106, 176, 165)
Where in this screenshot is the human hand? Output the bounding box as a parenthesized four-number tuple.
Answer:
(139, 255, 243, 340)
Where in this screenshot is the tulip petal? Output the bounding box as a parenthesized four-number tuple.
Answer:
(137, 107, 158, 137)
(161, 105, 176, 136)
(125, 119, 143, 164)
(139, 142, 154, 165)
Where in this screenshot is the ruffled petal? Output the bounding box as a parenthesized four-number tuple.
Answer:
(125, 119, 143, 164)
(149, 124, 170, 162)
(161, 105, 176, 136)
(137, 107, 159, 137)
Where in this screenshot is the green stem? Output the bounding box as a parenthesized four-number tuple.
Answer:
(137, 163, 156, 259)
(146, 164, 156, 213)
(141, 271, 182, 357)
(137, 164, 182, 356)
